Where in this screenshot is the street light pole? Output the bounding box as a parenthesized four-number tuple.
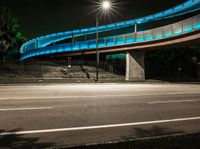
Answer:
(96, 16, 99, 82)
(95, 0, 112, 81)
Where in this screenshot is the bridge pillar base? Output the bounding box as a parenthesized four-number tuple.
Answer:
(125, 51, 145, 81)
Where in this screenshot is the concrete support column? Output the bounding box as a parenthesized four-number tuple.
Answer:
(125, 51, 145, 81)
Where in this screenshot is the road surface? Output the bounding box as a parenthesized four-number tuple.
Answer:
(0, 83, 200, 148)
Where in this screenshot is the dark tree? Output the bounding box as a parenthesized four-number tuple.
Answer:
(0, 7, 26, 57)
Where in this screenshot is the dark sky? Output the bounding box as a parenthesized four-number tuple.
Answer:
(1, 0, 186, 38)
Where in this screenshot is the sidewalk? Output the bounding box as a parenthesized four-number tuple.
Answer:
(0, 78, 169, 85)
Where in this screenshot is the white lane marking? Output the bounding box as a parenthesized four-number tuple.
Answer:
(148, 99, 200, 104)
(0, 96, 79, 101)
(0, 92, 200, 101)
(0, 116, 200, 136)
(0, 107, 53, 111)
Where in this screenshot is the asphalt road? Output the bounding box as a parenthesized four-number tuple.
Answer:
(0, 83, 200, 148)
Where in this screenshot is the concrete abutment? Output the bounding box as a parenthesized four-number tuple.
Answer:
(125, 51, 145, 81)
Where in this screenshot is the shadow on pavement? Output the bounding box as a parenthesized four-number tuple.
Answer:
(66, 126, 200, 149)
(0, 129, 54, 149)
(128, 125, 183, 138)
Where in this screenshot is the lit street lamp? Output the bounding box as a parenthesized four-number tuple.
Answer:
(96, 0, 111, 82)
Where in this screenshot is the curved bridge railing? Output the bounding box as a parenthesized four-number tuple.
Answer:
(20, 0, 200, 56)
(20, 14, 200, 60)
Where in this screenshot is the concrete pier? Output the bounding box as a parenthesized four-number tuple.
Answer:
(125, 51, 145, 81)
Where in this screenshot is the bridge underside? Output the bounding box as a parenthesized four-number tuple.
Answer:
(19, 1, 200, 81)
(35, 30, 200, 81)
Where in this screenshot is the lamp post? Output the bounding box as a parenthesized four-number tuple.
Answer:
(96, 0, 111, 82)
(96, 16, 99, 81)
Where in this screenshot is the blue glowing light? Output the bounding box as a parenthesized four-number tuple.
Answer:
(194, 23, 200, 29)
(155, 35, 163, 39)
(145, 36, 153, 41)
(126, 38, 134, 43)
(165, 32, 173, 37)
(174, 30, 183, 35)
(136, 38, 144, 42)
(184, 26, 193, 32)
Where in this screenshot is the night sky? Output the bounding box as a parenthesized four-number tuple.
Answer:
(1, 0, 186, 38)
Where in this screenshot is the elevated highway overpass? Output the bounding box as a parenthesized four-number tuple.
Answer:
(20, 0, 200, 81)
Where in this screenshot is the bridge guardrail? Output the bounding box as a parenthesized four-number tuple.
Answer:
(20, 0, 200, 54)
(21, 14, 200, 60)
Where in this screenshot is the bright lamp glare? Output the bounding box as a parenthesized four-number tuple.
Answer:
(90, 0, 120, 18)
(102, 1, 110, 9)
